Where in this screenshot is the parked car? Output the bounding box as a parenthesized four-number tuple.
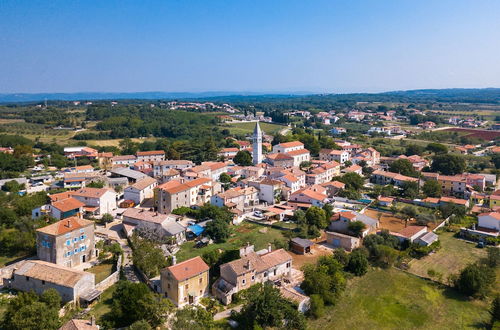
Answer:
(254, 210, 264, 218)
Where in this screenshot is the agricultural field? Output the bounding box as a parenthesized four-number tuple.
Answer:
(408, 231, 488, 283)
(364, 208, 439, 233)
(443, 128, 500, 141)
(175, 221, 289, 262)
(219, 121, 287, 136)
(309, 268, 490, 330)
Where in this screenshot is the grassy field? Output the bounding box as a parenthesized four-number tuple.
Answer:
(408, 231, 487, 283)
(86, 261, 115, 283)
(309, 268, 490, 330)
(88, 284, 116, 322)
(220, 122, 286, 135)
(176, 221, 289, 262)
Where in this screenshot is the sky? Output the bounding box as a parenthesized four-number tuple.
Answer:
(0, 0, 500, 94)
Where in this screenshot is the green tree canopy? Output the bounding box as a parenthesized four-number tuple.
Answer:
(233, 150, 253, 166)
(422, 179, 442, 197)
(389, 159, 418, 177)
(431, 154, 466, 175)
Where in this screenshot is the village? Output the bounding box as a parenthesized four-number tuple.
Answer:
(0, 113, 499, 329)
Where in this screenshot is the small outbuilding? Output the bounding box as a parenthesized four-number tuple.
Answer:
(289, 237, 314, 255)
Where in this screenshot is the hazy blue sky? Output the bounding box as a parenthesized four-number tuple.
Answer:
(1, 0, 499, 93)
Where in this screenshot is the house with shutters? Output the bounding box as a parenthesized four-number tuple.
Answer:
(36, 217, 96, 268)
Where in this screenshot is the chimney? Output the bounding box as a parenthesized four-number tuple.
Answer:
(66, 220, 71, 228)
(268, 243, 272, 253)
(246, 260, 250, 269)
(172, 255, 177, 265)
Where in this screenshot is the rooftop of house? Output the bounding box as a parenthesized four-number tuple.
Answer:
(286, 148, 310, 156)
(36, 216, 94, 236)
(51, 197, 85, 212)
(276, 141, 304, 148)
(60, 319, 99, 330)
(220, 248, 291, 276)
(136, 150, 165, 156)
(165, 256, 209, 282)
(123, 208, 170, 224)
(14, 260, 92, 287)
(478, 211, 500, 220)
(128, 176, 157, 191)
(398, 225, 427, 238)
(72, 187, 112, 199)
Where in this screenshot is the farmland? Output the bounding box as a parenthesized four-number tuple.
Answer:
(443, 127, 500, 140)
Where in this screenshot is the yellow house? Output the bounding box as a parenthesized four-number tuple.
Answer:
(160, 256, 209, 307)
(489, 194, 500, 209)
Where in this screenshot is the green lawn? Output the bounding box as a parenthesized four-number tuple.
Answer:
(408, 231, 487, 283)
(309, 268, 490, 329)
(220, 122, 286, 136)
(88, 285, 116, 323)
(176, 222, 289, 262)
(0, 253, 32, 267)
(86, 261, 115, 283)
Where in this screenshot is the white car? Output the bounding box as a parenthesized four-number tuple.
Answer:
(254, 210, 264, 218)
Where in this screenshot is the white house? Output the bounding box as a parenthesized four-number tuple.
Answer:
(478, 212, 500, 231)
(319, 149, 350, 164)
(124, 176, 158, 204)
(71, 188, 117, 216)
(272, 141, 304, 154)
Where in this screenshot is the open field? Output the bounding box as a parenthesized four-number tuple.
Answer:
(444, 128, 500, 140)
(220, 121, 286, 135)
(408, 231, 487, 283)
(89, 284, 116, 323)
(309, 268, 490, 330)
(86, 261, 114, 283)
(176, 221, 289, 262)
(364, 208, 439, 233)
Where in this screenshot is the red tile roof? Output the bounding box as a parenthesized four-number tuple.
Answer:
(36, 217, 93, 236)
(166, 256, 209, 281)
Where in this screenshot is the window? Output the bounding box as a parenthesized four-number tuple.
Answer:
(242, 279, 246, 286)
(274, 269, 277, 276)
(80, 235, 85, 240)
(42, 280, 45, 285)
(74, 248, 78, 254)
(264, 272, 268, 277)
(66, 240, 71, 246)
(286, 262, 291, 268)
(167, 283, 170, 289)
(26, 276, 29, 281)
(199, 278, 203, 284)
(251, 275, 255, 281)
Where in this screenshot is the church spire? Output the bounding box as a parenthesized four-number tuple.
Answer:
(252, 121, 263, 165)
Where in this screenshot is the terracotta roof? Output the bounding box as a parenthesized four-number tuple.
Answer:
(267, 153, 293, 160)
(37, 216, 94, 236)
(277, 141, 304, 148)
(286, 149, 310, 156)
(72, 187, 111, 198)
(112, 155, 136, 161)
(478, 212, 500, 220)
(320, 149, 345, 155)
(378, 196, 394, 203)
(129, 176, 157, 190)
(340, 211, 357, 220)
(14, 260, 91, 287)
(260, 249, 292, 267)
(398, 226, 427, 238)
(166, 256, 209, 281)
(220, 148, 239, 153)
(50, 191, 73, 202)
(136, 150, 165, 156)
(52, 198, 85, 212)
(123, 208, 169, 224)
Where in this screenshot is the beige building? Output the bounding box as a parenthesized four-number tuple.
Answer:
(160, 256, 209, 307)
(10, 260, 95, 303)
(36, 217, 96, 268)
(156, 177, 217, 213)
(212, 245, 293, 305)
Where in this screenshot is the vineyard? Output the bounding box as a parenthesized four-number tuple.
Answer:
(444, 127, 500, 140)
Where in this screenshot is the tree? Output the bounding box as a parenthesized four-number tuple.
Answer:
(416, 213, 436, 226)
(346, 249, 369, 276)
(431, 154, 466, 175)
(130, 235, 168, 278)
(233, 150, 253, 166)
(301, 256, 346, 305)
(309, 294, 325, 319)
(347, 221, 366, 237)
(401, 181, 419, 199)
(219, 172, 231, 183)
(485, 247, 500, 268)
(205, 219, 231, 243)
(322, 203, 334, 221)
(129, 320, 152, 330)
(332, 248, 350, 267)
(87, 180, 104, 188)
(491, 153, 500, 170)
(337, 172, 365, 190)
(2, 180, 25, 192)
(426, 142, 448, 154)
(389, 159, 418, 177)
(422, 179, 442, 197)
(172, 305, 214, 330)
(399, 205, 417, 226)
(490, 295, 500, 325)
(455, 263, 495, 297)
(305, 206, 328, 230)
(109, 281, 173, 328)
(100, 213, 114, 224)
(235, 283, 306, 330)
(375, 245, 399, 268)
(405, 144, 424, 156)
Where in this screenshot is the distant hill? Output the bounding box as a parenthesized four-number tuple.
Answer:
(1, 88, 500, 104)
